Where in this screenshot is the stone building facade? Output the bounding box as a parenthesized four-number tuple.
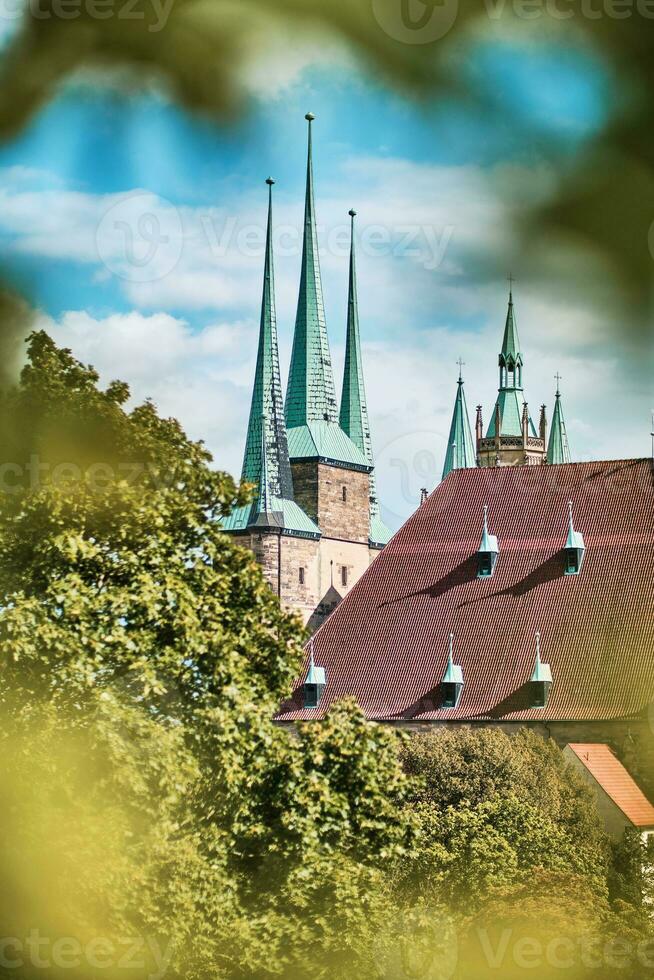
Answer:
(223, 117, 391, 627)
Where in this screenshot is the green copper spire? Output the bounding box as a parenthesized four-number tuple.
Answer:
(223, 179, 319, 538)
(548, 375, 571, 464)
(339, 209, 391, 546)
(286, 112, 338, 428)
(499, 280, 523, 384)
(486, 286, 536, 440)
(285, 114, 368, 471)
(442, 361, 476, 480)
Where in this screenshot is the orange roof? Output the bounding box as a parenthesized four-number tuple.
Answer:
(567, 743, 654, 828)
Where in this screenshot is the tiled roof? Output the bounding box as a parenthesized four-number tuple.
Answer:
(277, 459, 654, 722)
(287, 421, 369, 470)
(566, 743, 654, 828)
(221, 497, 320, 538)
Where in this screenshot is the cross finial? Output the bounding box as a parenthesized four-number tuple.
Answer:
(507, 272, 515, 292)
(456, 356, 465, 381)
(555, 371, 562, 395)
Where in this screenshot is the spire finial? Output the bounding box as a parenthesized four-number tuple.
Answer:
(535, 631, 541, 663)
(309, 640, 315, 668)
(305, 111, 315, 122)
(266, 176, 275, 186)
(483, 504, 489, 530)
(507, 272, 515, 297)
(449, 632, 454, 661)
(456, 356, 465, 382)
(568, 500, 574, 530)
(348, 207, 356, 219)
(555, 371, 562, 396)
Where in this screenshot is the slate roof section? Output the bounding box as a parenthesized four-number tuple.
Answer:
(566, 743, 654, 828)
(277, 459, 654, 722)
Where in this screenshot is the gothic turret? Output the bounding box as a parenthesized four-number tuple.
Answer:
(222, 178, 319, 539)
(442, 361, 476, 480)
(477, 284, 546, 467)
(548, 376, 572, 464)
(285, 114, 368, 472)
(339, 209, 391, 547)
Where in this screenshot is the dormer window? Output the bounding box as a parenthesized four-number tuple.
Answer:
(564, 501, 585, 575)
(530, 632, 553, 708)
(441, 633, 464, 709)
(303, 644, 326, 709)
(478, 505, 499, 578)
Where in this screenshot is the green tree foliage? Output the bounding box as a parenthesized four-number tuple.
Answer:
(0, 332, 411, 979)
(399, 728, 609, 910)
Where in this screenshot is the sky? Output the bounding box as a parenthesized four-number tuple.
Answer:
(0, 25, 650, 529)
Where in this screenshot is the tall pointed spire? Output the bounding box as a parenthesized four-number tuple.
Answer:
(499, 285, 523, 385)
(548, 374, 571, 464)
(285, 113, 368, 471)
(285, 112, 338, 429)
(222, 178, 319, 538)
(340, 209, 391, 545)
(485, 286, 535, 441)
(442, 362, 476, 480)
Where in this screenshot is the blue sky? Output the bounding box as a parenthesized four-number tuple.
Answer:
(0, 30, 648, 528)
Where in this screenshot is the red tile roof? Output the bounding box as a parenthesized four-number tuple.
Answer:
(278, 459, 654, 723)
(566, 743, 654, 827)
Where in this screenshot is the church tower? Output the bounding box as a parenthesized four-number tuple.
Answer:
(442, 362, 476, 480)
(285, 114, 379, 621)
(222, 178, 321, 622)
(476, 286, 547, 467)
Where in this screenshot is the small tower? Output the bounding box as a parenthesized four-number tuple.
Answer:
(441, 633, 464, 709)
(442, 360, 476, 480)
(222, 178, 320, 619)
(303, 643, 327, 708)
(477, 505, 499, 578)
(477, 284, 546, 467)
(548, 374, 572, 464)
(530, 632, 553, 708)
(564, 501, 586, 575)
(339, 208, 392, 549)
